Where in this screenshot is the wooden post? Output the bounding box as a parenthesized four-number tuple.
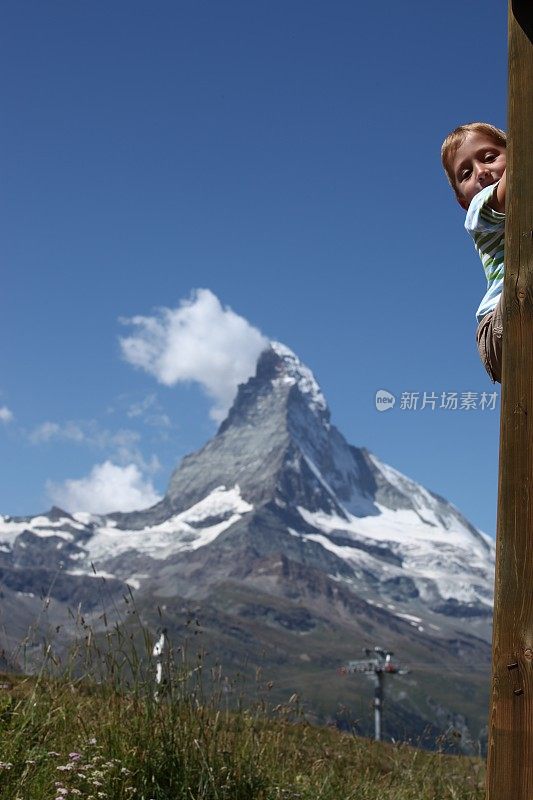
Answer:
(486, 2, 533, 798)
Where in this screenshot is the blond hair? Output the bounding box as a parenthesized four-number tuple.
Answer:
(441, 122, 507, 197)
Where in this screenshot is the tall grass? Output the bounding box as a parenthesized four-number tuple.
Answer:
(0, 597, 486, 800)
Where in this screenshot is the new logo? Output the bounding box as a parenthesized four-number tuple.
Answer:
(375, 390, 396, 412)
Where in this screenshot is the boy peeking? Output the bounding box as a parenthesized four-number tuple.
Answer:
(442, 123, 506, 383)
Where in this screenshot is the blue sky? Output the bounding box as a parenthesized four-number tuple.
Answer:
(1, 0, 507, 535)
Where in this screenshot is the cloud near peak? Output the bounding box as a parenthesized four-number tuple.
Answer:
(0, 406, 14, 424)
(47, 461, 162, 514)
(119, 289, 269, 422)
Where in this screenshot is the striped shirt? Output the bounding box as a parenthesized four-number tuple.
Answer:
(465, 181, 505, 323)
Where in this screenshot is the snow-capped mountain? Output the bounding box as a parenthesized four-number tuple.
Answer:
(0, 342, 495, 747)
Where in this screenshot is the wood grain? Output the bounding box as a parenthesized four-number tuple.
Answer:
(486, 3, 533, 798)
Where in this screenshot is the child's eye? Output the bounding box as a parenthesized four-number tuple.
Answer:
(484, 152, 497, 161)
(459, 169, 471, 181)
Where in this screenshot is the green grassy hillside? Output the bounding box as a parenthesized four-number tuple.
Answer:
(0, 644, 486, 800)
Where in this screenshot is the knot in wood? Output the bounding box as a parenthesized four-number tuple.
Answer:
(525, 648, 533, 661)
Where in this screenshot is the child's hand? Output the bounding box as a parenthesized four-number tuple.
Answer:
(490, 169, 506, 213)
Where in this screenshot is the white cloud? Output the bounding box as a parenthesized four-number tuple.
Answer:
(29, 419, 161, 483)
(126, 394, 171, 429)
(0, 406, 14, 424)
(145, 413, 171, 429)
(29, 420, 140, 452)
(126, 394, 157, 418)
(119, 288, 269, 422)
(47, 461, 162, 514)
(29, 421, 86, 444)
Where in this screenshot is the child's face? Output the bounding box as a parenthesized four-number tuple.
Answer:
(451, 132, 506, 210)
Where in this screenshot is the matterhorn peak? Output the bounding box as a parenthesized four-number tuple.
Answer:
(216, 341, 330, 438)
(269, 341, 328, 417)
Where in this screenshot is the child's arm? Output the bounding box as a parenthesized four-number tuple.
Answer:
(490, 169, 506, 213)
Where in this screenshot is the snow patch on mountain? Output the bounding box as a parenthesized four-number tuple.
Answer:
(84, 485, 253, 563)
(296, 501, 495, 606)
(177, 485, 252, 524)
(0, 514, 82, 544)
